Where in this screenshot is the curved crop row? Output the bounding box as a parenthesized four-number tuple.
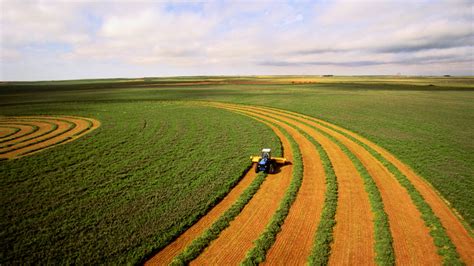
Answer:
(239, 112, 303, 265)
(301, 122, 395, 265)
(244, 106, 394, 265)
(0, 127, 21, 139)
(0, 120, 61, 150)
(170, 171, 268, 265)
(135, 102, 470, 265)
(0, 116, 99, 159)
(221, 103, 375, 264)
(0, 123, 39, 145)
(268, 106, 469, 264)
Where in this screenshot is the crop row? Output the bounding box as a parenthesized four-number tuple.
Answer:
(241, 115, 303, 265)
(0, 126, 21, 139)
(1, 102, 280, 264)
(277, 108, 463, 265)
(0, 123, 39, 144)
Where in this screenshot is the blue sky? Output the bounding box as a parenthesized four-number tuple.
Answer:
(1, 0, 472, 81)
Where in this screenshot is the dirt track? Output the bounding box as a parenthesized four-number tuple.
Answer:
(0, 116, 100, 159)
(145, 102, 473, 265)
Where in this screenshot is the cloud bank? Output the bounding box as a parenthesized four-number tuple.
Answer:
(1, 0, 472, 80)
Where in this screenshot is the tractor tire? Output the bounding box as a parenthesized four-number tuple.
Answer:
(269, 163, 275, 174)
(255, 166, 259, 173)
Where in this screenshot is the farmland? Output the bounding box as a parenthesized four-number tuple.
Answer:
(1, 76, 473, 264)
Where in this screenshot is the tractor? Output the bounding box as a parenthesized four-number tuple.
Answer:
(250, 148, 288, 174)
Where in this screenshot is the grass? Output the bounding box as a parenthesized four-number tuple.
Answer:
(170, 171, 267, 265)
(169, 115, 283, 265)
(0, 76, 472, 263)
(0, 102, 280, 264)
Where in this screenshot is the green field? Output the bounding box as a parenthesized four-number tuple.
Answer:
(1, 76, 473, 263)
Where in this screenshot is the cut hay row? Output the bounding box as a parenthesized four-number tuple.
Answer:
(237, 107, 327, 265)
(0, 127, 20, 139)
(0, 123, 39, 144)
(0, 116, 100, 160)
(221, 106, 327, 265)
(230, 105, 374, 265)
(297, 113, 440, 265)
(0, 119, 66, 151)
(189, 117, 294, 265)
(146, 169, 261, 265)
(252, 106, 435, 264)
(146, 116, 290, 266)
(146, 102, 471, 265)
(272, 107, 473, 264)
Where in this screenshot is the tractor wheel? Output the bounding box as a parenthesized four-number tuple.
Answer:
(255, 166, 259, 173)
(269, 163, 275, 174)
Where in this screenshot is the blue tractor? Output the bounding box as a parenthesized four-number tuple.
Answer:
(250, 148, 288, 174)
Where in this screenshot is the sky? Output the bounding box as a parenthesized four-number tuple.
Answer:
(0, 0, 472, 81)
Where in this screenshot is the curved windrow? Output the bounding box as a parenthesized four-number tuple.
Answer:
(141, 102, 472, 265)
(0, 116, 100, 160)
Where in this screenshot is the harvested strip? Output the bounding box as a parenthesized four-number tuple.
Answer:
(0, 127, 19, 138)
(226, 106, 326, 265)
(0, 123, 39, 144)
(0, 119, 73, 154)
(347, 137, 474, 264)
(15, 117, 99, 158)
(238, 106, 375, 265)
(170, 171, 267, 265)
(260, 108, 441, 265)
(232, 109, 303, 264)
(0, 116, 100, 160)
(278, 109, 473, 264)
(190, 114, 294, 265)
(306, 116, 441, 264)
(145, 170, 260, 265)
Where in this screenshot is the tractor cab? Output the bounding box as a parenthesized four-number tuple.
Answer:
(261, 148, 271, 159)
(256, 148, 275, 173)
(250, 148, 288, 174)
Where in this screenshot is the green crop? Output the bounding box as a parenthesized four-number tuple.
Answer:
(0, 102, 280, 264)
(1, 76, 472, 264)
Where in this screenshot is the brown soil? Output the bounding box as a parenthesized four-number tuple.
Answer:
(0, 116, 100, 159)
(145, 170, 259, 265)
(190, 111, 294, 265)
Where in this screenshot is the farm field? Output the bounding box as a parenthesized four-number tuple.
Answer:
(0, 76, 473, 264)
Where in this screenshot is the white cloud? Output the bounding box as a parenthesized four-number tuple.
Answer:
(1, 0, 473, 80)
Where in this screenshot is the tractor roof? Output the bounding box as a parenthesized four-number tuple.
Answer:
(262, 148, 271, 153)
